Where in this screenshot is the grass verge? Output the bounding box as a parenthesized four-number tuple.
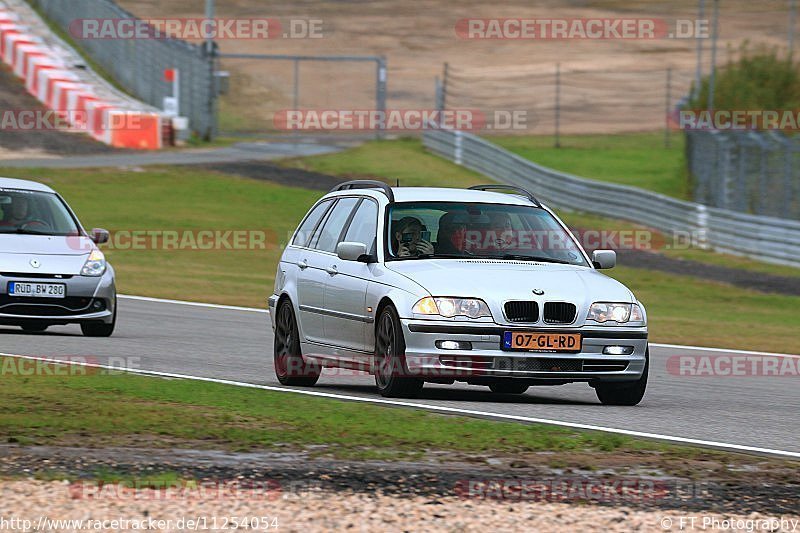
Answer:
(490, 132, 689, 199)
(0, 356, 777, 474)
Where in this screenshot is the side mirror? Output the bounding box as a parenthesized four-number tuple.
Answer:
(91, 228, 109, 245)
(592, 250, 616, 269)
(336, 241, 368, 262)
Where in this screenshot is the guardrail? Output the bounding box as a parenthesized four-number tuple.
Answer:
(422, 129, 800, 268)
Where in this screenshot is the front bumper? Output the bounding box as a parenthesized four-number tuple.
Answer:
(401, 320, 647, 383)
(0, 269, 116, 325)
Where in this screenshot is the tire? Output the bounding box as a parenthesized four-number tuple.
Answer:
(488, 380, 529, 394)
(374, 305, 423, 398)
(594, 347, 649, 406)
(274, 299, 320, 386)
(21, 323, 48, 333)
(80, 299, 116, 337)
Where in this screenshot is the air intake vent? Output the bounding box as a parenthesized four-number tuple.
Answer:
(543, 302, 576, 324)
(504, 301, 539, 323)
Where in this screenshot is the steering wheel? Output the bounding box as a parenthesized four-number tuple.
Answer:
(20, 219, 52, 232)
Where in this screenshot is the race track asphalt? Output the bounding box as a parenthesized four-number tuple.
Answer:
(1, 296, 797, 455)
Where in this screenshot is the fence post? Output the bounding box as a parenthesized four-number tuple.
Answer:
(707, 0, 720, 111)
(665, 67, 672, 148)
(555, 63, 561, 148)
(375, 57, 387, 140)
(441, 62, 449, 111)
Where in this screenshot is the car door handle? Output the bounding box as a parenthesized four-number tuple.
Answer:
(326, 265, 338, 275)
(297, 259, 308, 270)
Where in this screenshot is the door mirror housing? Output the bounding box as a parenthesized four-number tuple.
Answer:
(90, 228, 110, 245)
(336, 241, 368, 262)
(592, 250, 616, 269)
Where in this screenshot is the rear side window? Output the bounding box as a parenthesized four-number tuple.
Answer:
(343, 199, 379, 250)
(292, 199, 332, 247)
(313, 197, 359, 252)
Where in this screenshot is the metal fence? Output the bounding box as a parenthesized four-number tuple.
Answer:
(216, 53, 386, 139)
(30, 0, 215, 138)
(687, 130, 800, 220)
(423, 128, 800, 267)
(435, 63, 694, 143)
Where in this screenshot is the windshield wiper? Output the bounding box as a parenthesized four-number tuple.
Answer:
(397, 253, 469, 260)
(500, 254, 572, 265)
(7, 228, 55, 236)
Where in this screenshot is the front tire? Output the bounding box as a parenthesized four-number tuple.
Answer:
(274, 299, 320, 386)
(374, 305, 423, 398)
(81, 299, 116, 337)
(594, 348, 649, 406)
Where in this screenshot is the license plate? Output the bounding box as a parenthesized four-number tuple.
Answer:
(503, 331, 581, 352)
(8, 282, 66, 298)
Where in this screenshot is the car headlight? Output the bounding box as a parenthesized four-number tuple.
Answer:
(586, 302, 645, 325)
(412, 297, 492, 319)
(80, 249, 107, 277)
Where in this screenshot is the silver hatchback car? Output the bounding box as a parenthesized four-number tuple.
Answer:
(269, 181, 648, 405)
(0, 178, 116, 336)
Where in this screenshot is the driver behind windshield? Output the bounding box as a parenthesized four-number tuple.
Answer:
(393, 217, 434, 257)
(435, 211, 469, 254)
(0, 195, 31, 227)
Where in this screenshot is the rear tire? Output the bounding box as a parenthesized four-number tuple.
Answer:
(81, 300, 116, 337)
(274, 299, 320, 386)
(21, 323, 48, 333)
(488, 380, 529, 394)
(374, 305, 423, 398)
(595, 348, 648, 406)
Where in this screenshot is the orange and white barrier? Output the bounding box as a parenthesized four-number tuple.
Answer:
(0, 9, 161, 149)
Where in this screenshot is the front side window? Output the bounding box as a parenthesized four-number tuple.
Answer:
(342, 199, 378, 250)
(313, 197, 359, 252)
(0, 189, 79, 236)
(386, 202, 587, 266)
(292, 199, 332, 247)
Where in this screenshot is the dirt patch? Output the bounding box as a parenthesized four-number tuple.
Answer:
(1, 445, 798, 515)
(613, 249, 800, 297)
(0, 66, 119, 158)
(117, 0, 795, 135)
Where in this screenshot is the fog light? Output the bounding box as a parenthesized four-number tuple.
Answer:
(92, 300, 105, 311)
(603, 345, 634, 355)
(436, 340, 472, 350)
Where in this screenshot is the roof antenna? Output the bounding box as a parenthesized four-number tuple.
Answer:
(396, 178, 400, 187)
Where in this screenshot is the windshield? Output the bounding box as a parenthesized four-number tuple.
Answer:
(0, 188, 80, 236)
(386, 202, 588, 266)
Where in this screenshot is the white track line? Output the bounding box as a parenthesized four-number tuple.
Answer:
(119, 294, 800, 358)
(119, 294, 266, 313)
(1, 352, 798, 460)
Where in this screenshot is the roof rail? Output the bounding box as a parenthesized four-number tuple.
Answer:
(467, 184, 541, 207)
(330, 180, 394, 202)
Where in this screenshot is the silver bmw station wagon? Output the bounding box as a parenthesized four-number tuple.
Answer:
(269, 181, 648, 405)
(0, 178, 116, 336)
